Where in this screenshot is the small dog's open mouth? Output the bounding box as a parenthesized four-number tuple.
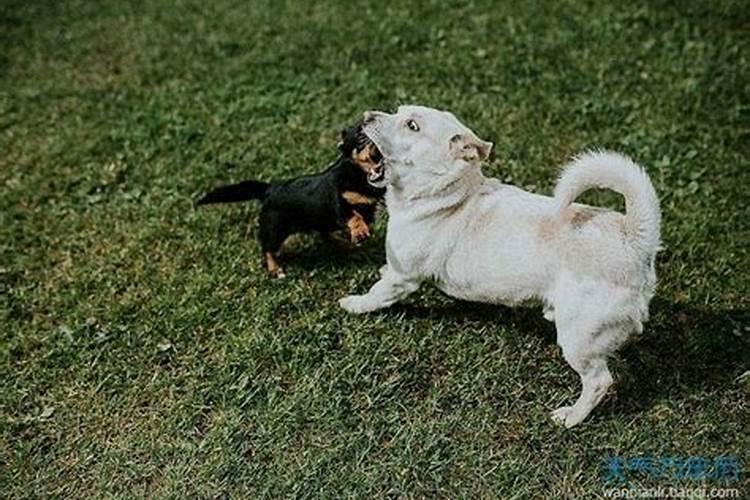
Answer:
(367, 147, 385, 183)
(352, 131, 385, 184)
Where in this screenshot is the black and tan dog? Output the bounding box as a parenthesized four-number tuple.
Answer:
(197, 125, 384, 277)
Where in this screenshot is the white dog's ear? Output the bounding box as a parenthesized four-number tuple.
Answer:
(450, 134, 493, 163)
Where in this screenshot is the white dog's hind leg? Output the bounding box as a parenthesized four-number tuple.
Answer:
(549, 275, 638, 427)
(552, 313, 624, 428)
(551, 351, 613, 428)
(339, 268, 421, 314)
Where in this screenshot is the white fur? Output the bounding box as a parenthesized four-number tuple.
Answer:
(339, 105, 661, 427)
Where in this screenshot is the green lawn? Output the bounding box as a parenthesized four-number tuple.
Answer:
(1, 0, 748, 497)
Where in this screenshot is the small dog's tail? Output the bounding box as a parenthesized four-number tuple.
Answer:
(553, 150, 661, 256)
(197, 180, 271, 205)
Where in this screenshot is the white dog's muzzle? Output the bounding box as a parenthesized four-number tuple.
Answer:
(362, 111, 391, 188)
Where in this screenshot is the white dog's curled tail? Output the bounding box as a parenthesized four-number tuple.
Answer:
(553, 150, 661, 256)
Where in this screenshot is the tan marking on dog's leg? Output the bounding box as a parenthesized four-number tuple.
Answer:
(264, 252, 285, 278)
(346, 211, 370, 245)
(342, 191, 377, 205)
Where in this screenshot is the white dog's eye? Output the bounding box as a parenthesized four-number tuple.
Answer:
(406, 119, 420, 132)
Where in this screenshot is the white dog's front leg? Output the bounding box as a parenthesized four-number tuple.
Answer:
(339, 268, 421, 314)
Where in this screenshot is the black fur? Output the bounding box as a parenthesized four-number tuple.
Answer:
(196, 180, 269, 205)
(197, 124, 385, 274)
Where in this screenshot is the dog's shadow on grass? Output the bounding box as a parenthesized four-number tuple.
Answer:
(279, 234, 388, 273)
(612, 298, 748, 416)
(379, 297, 749, 418)
(213, 217, 747, 417)
(281, 229, 748, 417)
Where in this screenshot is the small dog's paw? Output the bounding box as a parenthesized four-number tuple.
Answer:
(339, 295, 371, 314)
(349, 221, 370, 245)
(268, 266, 286, 279)
(551, 405, 583, 428)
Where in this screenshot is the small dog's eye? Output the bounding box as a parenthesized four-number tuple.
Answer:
(406, 119, 420, 132)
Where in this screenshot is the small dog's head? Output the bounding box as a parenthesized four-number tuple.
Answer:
(338, 124, 383, 177)
(361, 105, 492, 191)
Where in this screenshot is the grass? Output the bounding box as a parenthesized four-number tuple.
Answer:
(1, 0, 748, 497)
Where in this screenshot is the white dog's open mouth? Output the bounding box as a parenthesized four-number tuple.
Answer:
(362, 132, 387, 186)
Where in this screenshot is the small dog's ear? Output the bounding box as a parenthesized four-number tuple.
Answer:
(337, 129, 347, 151)
(450, 134, 493, 163)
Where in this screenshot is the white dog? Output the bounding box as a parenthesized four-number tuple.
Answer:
(339, 105, 661, 427)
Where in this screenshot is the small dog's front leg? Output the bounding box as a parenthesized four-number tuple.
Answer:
(339, 268, 421, 314)
(346, 211, 371, 245)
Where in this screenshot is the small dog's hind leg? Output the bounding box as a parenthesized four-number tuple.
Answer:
(264, 252, 286, 278)
(259, 209, 288, 278)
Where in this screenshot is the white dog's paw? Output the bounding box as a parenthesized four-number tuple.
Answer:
(339, 295, 373, 314)
(551, 406, 583, 428)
